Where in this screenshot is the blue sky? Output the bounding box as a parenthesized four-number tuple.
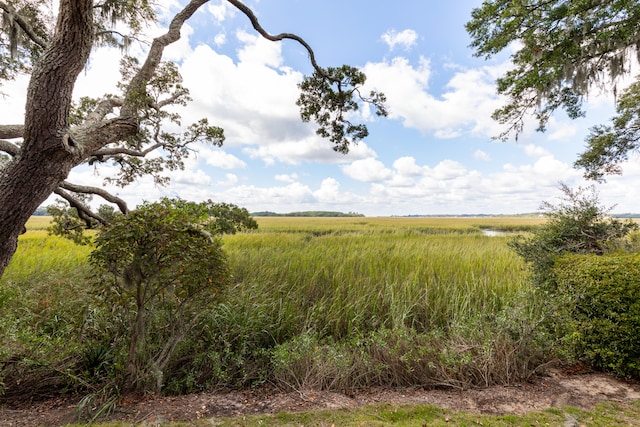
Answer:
(3, 0, 640, 215)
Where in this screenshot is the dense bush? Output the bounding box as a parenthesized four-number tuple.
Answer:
(509, 184, 637, 290)
(554, 253, 640, 378)
(90, 198, 235, 393)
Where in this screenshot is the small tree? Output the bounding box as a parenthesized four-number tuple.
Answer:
(509, 183, 638, 290)
(89, 198, 256, 393)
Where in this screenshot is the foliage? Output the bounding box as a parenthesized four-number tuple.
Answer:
(297, 65, 387, 153)
(575, 75, 640, 181)
(47, 195, 256, 243)
(89, 198, 234, 392)
(466, 0, 640, 140)
(3, 216, 551, 399)
(554, 253, 640, 378)
(509, 183, 637, 290)
(0, 0, 155, 87)
(46, 198, 122, 245)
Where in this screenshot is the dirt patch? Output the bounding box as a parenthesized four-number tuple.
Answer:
(2, 369, 640, 426)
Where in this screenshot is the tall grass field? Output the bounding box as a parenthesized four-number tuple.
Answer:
(0, 216, 550, 400)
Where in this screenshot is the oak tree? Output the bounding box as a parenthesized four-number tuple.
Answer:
(466, 0, 640, 177)
(0, 0, 387, 277)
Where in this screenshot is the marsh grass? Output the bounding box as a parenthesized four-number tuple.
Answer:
(193, 216, 548, 390)
(223, 230, 526, 336)
(2, 216, 550, 398)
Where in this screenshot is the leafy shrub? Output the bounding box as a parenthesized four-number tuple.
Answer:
(509, 184, 637, 291)
(554, 253, 640, 378)
(90, 198, 234, 392)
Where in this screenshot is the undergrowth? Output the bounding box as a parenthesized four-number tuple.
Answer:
(0, 216, 555, 415)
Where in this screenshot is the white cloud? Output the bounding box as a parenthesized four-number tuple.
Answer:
(362, 57, 506, 139)
(393, 156, 424, 176)
(213, 32, 226, 46)
(431, 160, 468, 180)
(207, 1, 236, 22)
(244, 137, 377, 166)
(524, 144, 551, 158)
(275, 173, 298, 183)
(217, 173, 238, 186)
(236, 30, 283, 68)
(313, 178, 347, 203)
(546, 117, 579, 141)
(474, 150, 491, 161)
(177, 38, 315, 165)
(172, 168, 212, 185)
(342, 158, 393, 182)
(198, 146, 247, 169)
(382, 29, 418, 51)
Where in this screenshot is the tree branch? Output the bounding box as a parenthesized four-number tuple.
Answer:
(53, 187, 108, 227)
(84, 98, 124, 126)
(59, 181, 130, 214)
(0, 1, 49, 50)
(121, 0, 208, 118)
(226, 0, 327, 78)
(91, 143, 162, 158)
(0, 124, 24, 140)
(0, 140, 20, 156)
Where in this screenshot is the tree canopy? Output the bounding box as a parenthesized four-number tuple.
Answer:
(0, 0, 387, 277)
(466, 0, 640, 177)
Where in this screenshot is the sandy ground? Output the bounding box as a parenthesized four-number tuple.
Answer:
(2, 369, 640, 426)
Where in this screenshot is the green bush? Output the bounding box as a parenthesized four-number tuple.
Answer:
(554, 253, 640, 378)
(509, 184, 637, 291)
(90, 198, 232, 393)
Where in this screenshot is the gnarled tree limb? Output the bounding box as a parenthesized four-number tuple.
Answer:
(0, 124, 24, 140)
(226, 0, 326, 78)
(0, 140, 19, 156)
(53, 187, 108, 227)
(59, 181, 130, 214)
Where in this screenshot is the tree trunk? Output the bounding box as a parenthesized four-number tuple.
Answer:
(0, 0, 93, 277)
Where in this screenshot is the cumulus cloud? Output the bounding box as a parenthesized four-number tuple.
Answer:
(275, 173, 298, 183)
(198, 147, 247, 169)
(213, 32, 226, 46)
(393, 156, 424, 176)
(176, 34, 325, 168)
(381, 29, 418, 51)
(342, 158, 393, 182)
(524, 144, 551, 158)
(217, 173, 239, 186)
(362, 57, 506, 139)
(207, 1, 236, 22)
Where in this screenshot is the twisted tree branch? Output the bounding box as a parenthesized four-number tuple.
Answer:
(0, 124, 24, 140)
(226, 0, 327, 78)
(59, 181, 130, 214)
(0, 140, 20, 156)
(53, 187, 108, 227)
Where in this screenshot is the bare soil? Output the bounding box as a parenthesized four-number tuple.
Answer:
(2, 369, 640, 426)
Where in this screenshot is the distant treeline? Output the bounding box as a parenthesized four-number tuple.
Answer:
(32, 207, 49, 216)
(32, 205, 640, 219)
(252, 211, 365, 217)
